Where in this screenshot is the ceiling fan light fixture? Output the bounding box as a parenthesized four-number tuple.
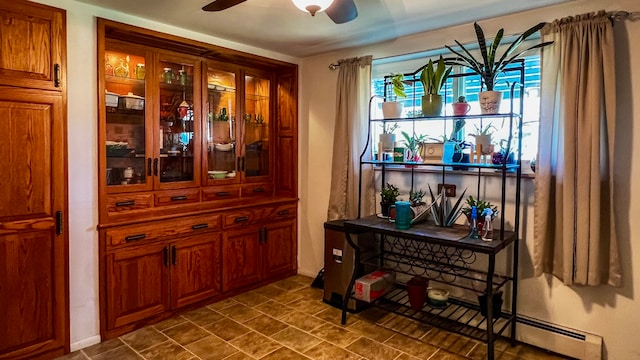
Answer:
(291, 0, 335, 16)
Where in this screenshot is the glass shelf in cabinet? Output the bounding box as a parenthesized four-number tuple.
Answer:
(105, 75, 145, 86)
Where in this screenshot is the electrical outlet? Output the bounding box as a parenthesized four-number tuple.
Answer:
(438, 184, 456, 197)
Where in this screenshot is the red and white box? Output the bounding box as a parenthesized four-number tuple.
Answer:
(353, 270, 395, 302)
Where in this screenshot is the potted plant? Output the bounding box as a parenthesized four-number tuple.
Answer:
(445, 22, 553, 114)
(461, 196, 499, 234)
(419, 55, 452, 116)
(379, 122, 399, 155)
(428, 185, 467, 227)
(452, 96, 471, 116)
(382, 73, 408, 119)
(471, 123, 496, 154)
(380, 183, 400, 217)
(400, 131, 428, 164)
(492, 139, 516, 165)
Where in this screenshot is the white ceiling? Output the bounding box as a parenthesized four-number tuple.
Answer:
(75, 0, 570, 57)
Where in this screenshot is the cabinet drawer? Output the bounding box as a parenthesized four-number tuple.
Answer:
(202, 185, 240, 202)
(106, 214, 221, 246)
(269, 204, 297, 221)
(155, 189, 200, 207)
(241, 183, 273, 198)
(106, 194, 154, 214)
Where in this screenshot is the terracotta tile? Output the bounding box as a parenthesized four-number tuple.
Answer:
(185, 335, 239, 360)
(346, 337, 401, 360)
(55, 351, 89, 360)
(139, 341, 192, 360)
(223, 352, 255, 360)
(309, 323, 362, 347)
(303, 341, 362, 360)
(279, 311, 327, 332)
(347, 320, 397, 342)
(272, 278, 309, 292)
(207, 298, 239, 311)
(182, 307, 225, 326)
(92, 345, 143, 360)
(287, 297, 332, 316)
(381, 316, 431, 339)
(229, 331, 282, 358)
(162, 321, 210, 346)
(294, 286, 324, 300)
(260, 347, 311, 360)
(253, 284, 287, 298)
(242, 314, 289, 336)
(120, 326, 168, 352)
(232, 291, 271, 307)
(81, 338, 124, 357)
(203, 318, 251, 341)
(271, 327, 323, 353)
(154, 316, 188, 331)
(216, 303, 261, 323)
(428, 349, 471, 360)
(383, 333, 438, 359)
(271, 290, 305, 305)
(254, 300, 295, 319)
(422, 329, 478, 356)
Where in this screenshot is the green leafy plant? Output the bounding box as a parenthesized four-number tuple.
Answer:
(389, 73, 407, 100)
(419, 55, 452, 95)
(474, 123, 496, 136)
(380, 183, 400, 204)
(428, 184, 467, 227)
(381, 122, 399, 134)
(409, 189, 426, 206)
(461, 196, 499, 218)
(401, 131, 429, 159)
(445, 22, 553, 91)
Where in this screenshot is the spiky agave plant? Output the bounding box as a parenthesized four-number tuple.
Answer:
(419, 55, 452, 95)
(445, 22, 553, 91)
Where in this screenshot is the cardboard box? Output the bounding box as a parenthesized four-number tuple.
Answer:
(354, 270, 395, 302)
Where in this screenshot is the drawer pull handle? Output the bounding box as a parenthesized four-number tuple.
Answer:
(216, 191, 230, 197)
(116, 200, 136, 207)
(192, 223, 208, 230)
(277, 210, 289, 216)
(171, 195, 188, 201)
(125, 234, 146, 242)
(253, 187, 265, 193)
(234, 216, 249, 223)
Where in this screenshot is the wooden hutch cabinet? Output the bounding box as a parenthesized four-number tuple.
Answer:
(97, 19, 298, 338)
(0, 1, 68, 359)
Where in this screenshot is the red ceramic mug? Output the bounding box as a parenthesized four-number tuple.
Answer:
(452, 102, 471, 116)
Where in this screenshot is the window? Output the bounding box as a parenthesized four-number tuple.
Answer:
(371, 55, 541, 160)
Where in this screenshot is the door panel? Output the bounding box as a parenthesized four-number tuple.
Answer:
(106, 243, 169, 329)
(171, 233, 221, 308)
(222, 227, 261, 292)
(262, 220, 296, 279)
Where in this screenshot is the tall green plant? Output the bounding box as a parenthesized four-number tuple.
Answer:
(419, 56, 452, 95)
(445, 22, 553, 91)
(389, 73, 406, 100)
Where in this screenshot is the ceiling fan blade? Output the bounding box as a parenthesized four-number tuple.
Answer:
(325, 0, 358, 24)
(202, 0, 247, 12)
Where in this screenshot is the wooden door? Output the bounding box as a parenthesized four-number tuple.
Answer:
(0, 88, 67, 358)
(0, 1, 65, 91)
(222, 227, 261, 292)
(170, 233, 221, 309)
(262, 220, 296, 280)
(106, 242, 170, 329)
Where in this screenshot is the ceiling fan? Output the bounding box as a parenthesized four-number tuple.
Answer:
(202, 0, 358, 24)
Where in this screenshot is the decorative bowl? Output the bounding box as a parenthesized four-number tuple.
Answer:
(208, 170, 227, 179)
(427, 288, 449, 307)
(225, 171, 236, 178)
(215, 143, 234, 152)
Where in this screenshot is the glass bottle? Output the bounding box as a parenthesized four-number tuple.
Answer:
(163, 68, 173, 84)
(135, 63, 145, 79)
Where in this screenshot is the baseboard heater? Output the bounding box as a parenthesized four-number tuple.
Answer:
(515, 315, 602, 360)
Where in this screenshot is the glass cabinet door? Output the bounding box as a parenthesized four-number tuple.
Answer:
(244, 73, 271, 178)
(205, 64, 237, 183)
(157, 56, 198, 186)
(104, 43, 151, 191)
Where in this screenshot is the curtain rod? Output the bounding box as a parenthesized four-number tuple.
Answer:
(608, 10, 640, 22)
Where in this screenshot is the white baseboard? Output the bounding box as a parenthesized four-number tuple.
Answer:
(517, 316, 602, 360)
(71, 335, 101, 352)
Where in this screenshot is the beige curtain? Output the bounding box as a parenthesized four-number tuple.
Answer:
(534, 11, 621, 286)
(327, 56, 375, 220)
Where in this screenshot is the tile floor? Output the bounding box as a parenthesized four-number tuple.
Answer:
(57, 275, 572, 360)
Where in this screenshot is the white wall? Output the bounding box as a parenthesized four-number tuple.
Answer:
(31, 0, 299, 350)
(298, 0, 640, 359)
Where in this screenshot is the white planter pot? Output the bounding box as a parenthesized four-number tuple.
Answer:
(382, 101, 402, 119)
(473, 134, 492, 154)
(479, 91, 502, 114)
(379, 133, 395, 152)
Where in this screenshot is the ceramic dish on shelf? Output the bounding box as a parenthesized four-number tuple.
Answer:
(427, 288, 449, 307)
(215, 143, 234, 152)
(208, 170, 227, 179)
(225, 171, 236, 178)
